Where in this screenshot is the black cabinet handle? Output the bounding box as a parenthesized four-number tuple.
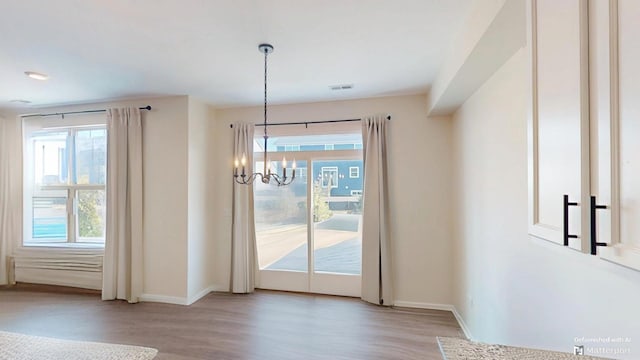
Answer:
(590, 195, 608, 255)
(563, 194, 579, 246)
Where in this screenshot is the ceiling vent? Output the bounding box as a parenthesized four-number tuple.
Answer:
(329, 84, 354, 91)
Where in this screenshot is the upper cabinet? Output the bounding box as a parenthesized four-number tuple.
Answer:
(591, 0, 640, 270)
(527, 0, 590, 252)
(529, 0, 640, 271)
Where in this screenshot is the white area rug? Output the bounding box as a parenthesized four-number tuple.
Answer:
(438, 337, 609, 360)
(0, 331, 157, 360)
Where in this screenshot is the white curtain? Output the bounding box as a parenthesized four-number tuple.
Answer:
(0, 116, 21, 286)
(102, 108, 143, 303)
(361, 114, 393, 306)
(231, 122, 257, 293)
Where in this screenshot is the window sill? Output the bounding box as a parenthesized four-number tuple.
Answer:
(23, 242, 104, 250)
(16, 243, 105, 256)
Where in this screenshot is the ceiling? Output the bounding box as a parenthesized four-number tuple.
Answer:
(0, 0, 472, 111)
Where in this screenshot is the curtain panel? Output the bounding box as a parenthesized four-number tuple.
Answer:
(102, 108, 143, 303)
(0, 116, 21, 285)
(231, 122, 258, 293)
(361, 114, 393, 306)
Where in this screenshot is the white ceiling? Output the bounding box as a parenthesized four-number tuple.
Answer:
(0, 0, 472, 110)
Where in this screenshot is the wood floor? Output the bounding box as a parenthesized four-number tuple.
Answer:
(0, 285, 463, 359)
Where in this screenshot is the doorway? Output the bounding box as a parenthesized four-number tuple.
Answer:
(254, 152, 363, 297)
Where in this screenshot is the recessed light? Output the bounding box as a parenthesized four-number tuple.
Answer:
(10, 99, 31, 104)
(24, 71, 49, 80)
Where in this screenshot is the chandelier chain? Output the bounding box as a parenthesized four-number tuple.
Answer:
(264, 48, 268, 139)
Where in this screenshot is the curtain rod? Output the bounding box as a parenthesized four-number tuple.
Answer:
(229, 115, 391, 128)
(20, 105, 152, 119)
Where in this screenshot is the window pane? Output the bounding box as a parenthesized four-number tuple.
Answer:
(77, 189, 106, 242)
(33, 132, 68, 185)
(255, 160, 308, 271)
(31, 195, 67, 243)
(313, 160, 362, 275)
(75, 128, 107, 185)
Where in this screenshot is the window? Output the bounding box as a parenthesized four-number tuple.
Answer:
(321, 167, 339, 188)
(324, 144, 334, 150)
(349, 166, 359, 178)
(24, 120, 107, 246)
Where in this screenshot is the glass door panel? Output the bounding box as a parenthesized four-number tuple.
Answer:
(312, 160, 363, 275)
(254, 160, 308, 272)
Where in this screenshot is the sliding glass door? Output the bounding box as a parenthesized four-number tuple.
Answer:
(254, 151, 363, 297)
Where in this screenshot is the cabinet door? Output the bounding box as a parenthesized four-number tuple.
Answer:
(592, 0, 640, 270)
(528, 0, 590, 251)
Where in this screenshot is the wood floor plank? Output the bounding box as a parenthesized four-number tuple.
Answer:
(0, 285, 463, 359)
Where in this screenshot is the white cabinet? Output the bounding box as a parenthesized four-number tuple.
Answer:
(527, 0, 590, 252)
(591, 0, 640, 270)
(529, 0, 640, 271)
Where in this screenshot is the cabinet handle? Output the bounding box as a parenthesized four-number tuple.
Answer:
(563, 194, 579, 246)
(590, 195, 608, 255)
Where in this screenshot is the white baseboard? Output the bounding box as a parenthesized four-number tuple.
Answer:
(451, 307, 473, 340)
(393, 300, 473, 340)
(394, 301, 454, 311)
(139, 293, 188, 305)
(141, 285, 225, 306)
(186, 285, 222, 305)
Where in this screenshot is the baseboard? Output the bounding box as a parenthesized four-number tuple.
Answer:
(393, 300, 473, 340)
(141, 285, 225, 306)
(186, 285, 222, 305)
(394, 301, 454, 312)
(139, 293, 189, 305)
(450, 307, 473, 340)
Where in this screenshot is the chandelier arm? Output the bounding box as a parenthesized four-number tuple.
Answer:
(234, 172, 265, 185)
(268, 172, 295, 186)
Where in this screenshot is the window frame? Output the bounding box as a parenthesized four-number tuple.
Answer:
(23, 117, 107, 248)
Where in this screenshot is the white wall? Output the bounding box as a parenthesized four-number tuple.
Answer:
(138, 96, 190, 299)
(212, 94, 453, 305)
(428, 0, 507, 114)
(186, 98, 217, 300)
(452, 48, 640, 358)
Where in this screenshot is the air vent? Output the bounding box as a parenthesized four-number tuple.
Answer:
(329, 84, 354, 91)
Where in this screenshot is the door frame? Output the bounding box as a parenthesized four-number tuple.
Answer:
(256, 149, 363, 297)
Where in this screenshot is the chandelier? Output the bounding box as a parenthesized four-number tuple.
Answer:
(234, 44, 295, 186)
